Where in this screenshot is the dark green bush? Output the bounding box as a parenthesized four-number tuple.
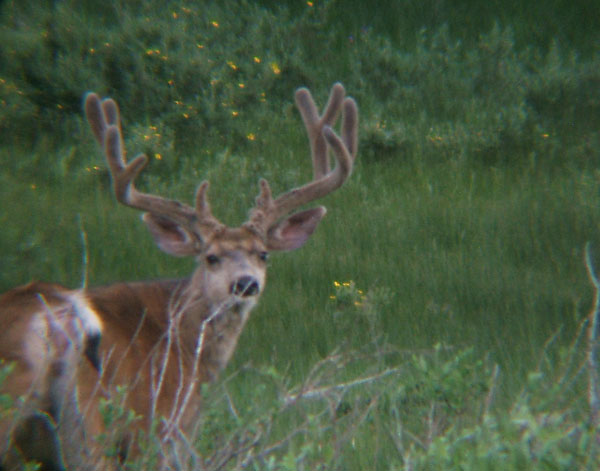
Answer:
(1, 0, 599, 177)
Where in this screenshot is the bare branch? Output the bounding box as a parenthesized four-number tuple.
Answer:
(585, 242, 600, 427)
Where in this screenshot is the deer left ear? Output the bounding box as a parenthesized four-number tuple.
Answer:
(142, 213, 199, 256)
(266, 207, 326, 252)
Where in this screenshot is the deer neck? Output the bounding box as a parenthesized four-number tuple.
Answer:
(172, 274, 258, 380)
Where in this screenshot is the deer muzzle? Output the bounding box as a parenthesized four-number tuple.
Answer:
(230, 276, 260, 297)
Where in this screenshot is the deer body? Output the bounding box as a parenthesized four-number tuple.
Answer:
(0, 84, 358, 470)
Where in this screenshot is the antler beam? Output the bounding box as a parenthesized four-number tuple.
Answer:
(248, 83, 358, 233)
(85, 83, 358, 246)
(85, 93, 224, 238)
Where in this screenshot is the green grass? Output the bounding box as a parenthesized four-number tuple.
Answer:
(243, 159, 598, 395)
(1, 0, 600, 468)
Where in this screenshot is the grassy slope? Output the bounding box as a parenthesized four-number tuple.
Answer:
(245, 158, 598, 392)
(2, 135, 596, 398)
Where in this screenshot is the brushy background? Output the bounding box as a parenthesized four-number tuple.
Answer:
(1, 0, 599, 469)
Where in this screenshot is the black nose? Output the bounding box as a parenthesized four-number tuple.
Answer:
(230, 276, 260, 297)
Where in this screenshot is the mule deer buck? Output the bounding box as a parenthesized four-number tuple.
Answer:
(0, 83, 358, 470)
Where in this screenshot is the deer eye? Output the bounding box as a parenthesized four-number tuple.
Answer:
(259, 251, 268, 262)
(206, 254, 220, 265)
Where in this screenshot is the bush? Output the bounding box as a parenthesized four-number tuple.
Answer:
(1, 1, 599, 177)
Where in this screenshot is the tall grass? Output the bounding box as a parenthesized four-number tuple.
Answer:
(1, 0, 599, 468)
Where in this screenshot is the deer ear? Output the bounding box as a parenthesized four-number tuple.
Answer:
(266, 207, 326, 252)
(142, 213, 198, 256)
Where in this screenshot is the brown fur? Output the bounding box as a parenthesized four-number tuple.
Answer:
(0, 233, 269, 469)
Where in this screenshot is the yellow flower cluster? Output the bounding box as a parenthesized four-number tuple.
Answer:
(330, 280, 366, 307)
(145, 49, 168, 61)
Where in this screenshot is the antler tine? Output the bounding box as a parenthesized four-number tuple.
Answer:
(85, 93, 219, 233)
(195, 181, 225, 233)
(248, 85, 358, 233)
(341, 97, 359, 161)
(85, 92, 108, 145)
(295, 82, 346, 179)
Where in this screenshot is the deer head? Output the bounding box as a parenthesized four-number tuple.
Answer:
(84, 83, 358, 314)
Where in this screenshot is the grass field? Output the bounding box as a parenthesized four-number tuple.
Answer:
(1, 0, 599, 469)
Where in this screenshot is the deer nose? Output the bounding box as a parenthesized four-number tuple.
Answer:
(230, 276, 260, 297)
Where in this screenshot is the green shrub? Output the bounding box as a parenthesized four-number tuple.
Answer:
(2, 0, 598, 178)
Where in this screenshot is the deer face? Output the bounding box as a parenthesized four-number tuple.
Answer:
(140, 205, 329, 313)
(140, 214, 268, 309)
(197, 228, 268, 310)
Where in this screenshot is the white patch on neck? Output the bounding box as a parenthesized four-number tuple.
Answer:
(67, 291, 103, 338)
(25, 290, 103, 377)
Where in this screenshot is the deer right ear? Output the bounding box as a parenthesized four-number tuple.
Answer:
(266, 207, 326, 252)
(142, 213, 199, 256)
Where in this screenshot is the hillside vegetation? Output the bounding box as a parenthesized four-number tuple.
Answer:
(1, 0, 599, 469)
